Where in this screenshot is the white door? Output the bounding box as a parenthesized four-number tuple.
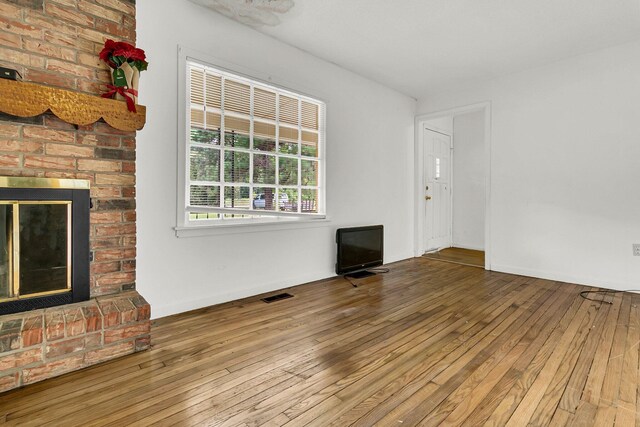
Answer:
(424, 126, 452, 252)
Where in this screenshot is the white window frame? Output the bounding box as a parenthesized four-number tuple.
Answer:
(176, 47, 327, 236)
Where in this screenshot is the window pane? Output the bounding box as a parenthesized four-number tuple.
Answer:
(190, 128, 220, 145)
(301, 143, 317, 157)
(191, 108, 204, 128)
(301, 189, 318, 213)
(225, 133, 250, 149)
(279, 126, 298, 155)
(190, 185, 220, 207)
(279, 188, 298, 212)
(301, 101, 318, 129)
(190, 147, 220, 182)
(205, 73, 221, 109)
(225, 116, 250, 133)
(190, 67, 204, 105)
(224, 151, 250, 183)
(301, 130, 318, 157)
(254, 136, 275, 152)
(279, 157, 298, 185)
(279, 141, 298, 155)
(225, 116, 250, 149)
(206, 112, 221, 131)
(254, 87, 276, 120)
(301, 159, 318, 186)
(254, 121, 276, 152)
(279, 95, 299, 126)
(252, 187, 277, 211)
(253, 154, 275, 184)
(224, 79, 250, 115)
(224, 186, 251, 209)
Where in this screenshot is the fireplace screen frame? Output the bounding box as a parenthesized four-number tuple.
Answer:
(1, 200, 73, 301)
(0, 178, 90, 315)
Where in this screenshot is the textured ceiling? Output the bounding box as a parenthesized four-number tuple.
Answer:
(188, 0, 294, 27)
(191, 0, 640, 99)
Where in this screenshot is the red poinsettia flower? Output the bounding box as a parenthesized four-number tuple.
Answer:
(99, 39, 148, 72)
(98, 39, 119, 68)
(116, 46, 146, 62)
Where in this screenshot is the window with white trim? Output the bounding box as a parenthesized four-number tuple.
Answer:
(184, 60, 326, 226)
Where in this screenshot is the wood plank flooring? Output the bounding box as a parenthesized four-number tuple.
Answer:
(1, 258, 638, 426)
(423, 247, 485, 268)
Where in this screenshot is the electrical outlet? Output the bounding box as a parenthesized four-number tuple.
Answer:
(634, 244, 640, 256)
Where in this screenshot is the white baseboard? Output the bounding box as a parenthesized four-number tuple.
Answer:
(451, 243, 484, 251)
(386, 251, 416, 264)
(150, 270, 330, 319)
(151, 251, 416, 319)
(490, 263, 634, 292)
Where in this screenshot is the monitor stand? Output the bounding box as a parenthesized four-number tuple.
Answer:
(345, 270, 376, 279)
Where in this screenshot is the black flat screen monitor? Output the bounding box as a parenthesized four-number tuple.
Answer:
(336, 225, 384, 275)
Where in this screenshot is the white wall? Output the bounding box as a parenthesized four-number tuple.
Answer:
(136, 0, 416, 318)
(452, 111, 485, 250)
(418, 40, 640, 290)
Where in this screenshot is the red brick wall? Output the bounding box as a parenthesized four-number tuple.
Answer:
(0, 0, 137, 297)
(0, 0, 135, 95)
(0, 0, 150, 392)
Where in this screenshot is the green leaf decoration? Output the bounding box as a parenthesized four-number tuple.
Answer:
(134, 60, 148, 72)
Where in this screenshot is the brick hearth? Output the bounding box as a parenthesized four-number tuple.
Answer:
(0, 292, 149, 391)
(0, 0, 150, 392)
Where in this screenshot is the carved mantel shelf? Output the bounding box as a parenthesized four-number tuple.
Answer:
(0, 79, 146, 132)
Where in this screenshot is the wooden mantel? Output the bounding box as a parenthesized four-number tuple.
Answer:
(0, 78, 146, 132)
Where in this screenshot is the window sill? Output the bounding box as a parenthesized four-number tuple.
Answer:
(174, 217, 331, 238)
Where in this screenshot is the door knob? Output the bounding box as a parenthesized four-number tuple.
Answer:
(425, 196, 432, 200)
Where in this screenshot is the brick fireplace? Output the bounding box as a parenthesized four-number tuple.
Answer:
(0, 0, 150, 392)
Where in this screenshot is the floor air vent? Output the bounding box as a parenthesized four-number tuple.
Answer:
(261, 293, 294, 303)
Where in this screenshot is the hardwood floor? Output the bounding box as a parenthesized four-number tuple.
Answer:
(0, 258, 638, 426)
(423, 247, 485, 268)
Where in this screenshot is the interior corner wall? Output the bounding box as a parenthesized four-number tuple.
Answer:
(417, 39, 640, 291)
(136, 0, 416, 318)
(452, 111, 485, 250)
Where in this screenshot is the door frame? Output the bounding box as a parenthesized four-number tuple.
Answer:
(422, 127, 453, 252)
(414, 101, 492, 270)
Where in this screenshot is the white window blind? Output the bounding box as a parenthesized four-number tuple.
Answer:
(186, 61, 325, 224)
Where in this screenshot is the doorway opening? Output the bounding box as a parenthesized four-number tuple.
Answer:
(414, 102, 491, 270)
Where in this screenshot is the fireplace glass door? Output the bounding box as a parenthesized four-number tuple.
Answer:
(0, 201, 72, 302)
